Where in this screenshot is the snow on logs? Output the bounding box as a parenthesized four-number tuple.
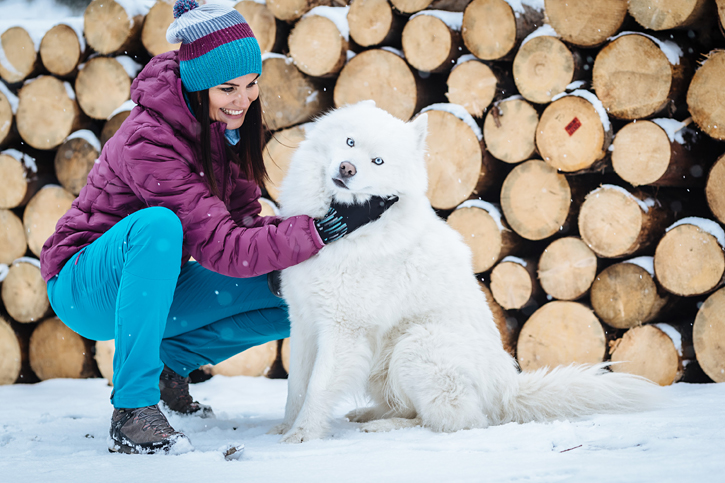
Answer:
(0, 25, 41, 84)
(75, 56, 139, 121)
(39, 20, 87, 78)
(348, 0, 403, 48)
(142, 0, 181, 57)
(402, 11, 463, 73)
(54, 130, 101, 195)
(288, 6, 349, 77)
(83, 0, 148, 56)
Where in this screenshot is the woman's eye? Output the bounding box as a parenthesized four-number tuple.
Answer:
(247, 80, 258, 88)
(373, 157, 384, 165)
(221, 87, 234, 93)
(346, 138, 354, 147)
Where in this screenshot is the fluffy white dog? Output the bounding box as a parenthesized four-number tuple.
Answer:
(272, 101, 658, 443)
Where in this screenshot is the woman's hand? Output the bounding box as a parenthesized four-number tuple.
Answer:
(314, 195, 399, 244)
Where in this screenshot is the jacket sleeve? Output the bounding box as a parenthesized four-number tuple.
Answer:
(227, 165, 280, 229)
(120, 128, 324, 278)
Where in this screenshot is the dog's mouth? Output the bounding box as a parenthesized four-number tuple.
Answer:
(332, 178, 349, 189)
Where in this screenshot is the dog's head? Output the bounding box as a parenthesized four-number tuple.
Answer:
(278, 101, 429, 218)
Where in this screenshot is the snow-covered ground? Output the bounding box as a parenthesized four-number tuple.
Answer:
(0, 376, 723, 482)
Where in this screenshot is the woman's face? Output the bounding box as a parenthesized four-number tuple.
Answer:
(208, 73, 260, 130)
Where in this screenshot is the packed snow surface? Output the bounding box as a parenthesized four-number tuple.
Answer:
(0, 377, 724, 482)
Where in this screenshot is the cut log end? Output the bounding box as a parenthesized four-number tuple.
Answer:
(23, 186, 76, 258)
(479, 281, 517, 357)
(75, 57, 132, 121)
(513, 36, 575, 104)
(83, 0, 140, 55)
(462, 0, 517, 60)
(289, 15, 347, 77)
(544, 0, 628, 48)
(483, 98, 538, 164)
(490, 260, 534, 310)
(0, 209, 27, 265)
(40, 24, 82, 77)
(1, 261, 50, 324)
(0, 317, 22, 385)
(101, 111, 132, 148)
(142, 0, 181, 57)
(612, 120, 672, 187)
(446, 60, 497, 118)
(609, 324, 682, 386)
(348, 0, 396, 47)
(693, 287, 725, 382)
(447, 206, 517, 274)
(629, 0, 712, 31)
(402, 15, 459, 73)
(0, 27, 38, 83)
(0, 153, 30, 209)
(55, 137, 99, 196)
(517, 301, 606, 371)
(29, 317, 97, 381)
(94, 340, 115, 385)
(687, 50, 725, 141)
(538, 237, 597, 301)
(263, 125, 307, 201)
(706, 154, 725, 225)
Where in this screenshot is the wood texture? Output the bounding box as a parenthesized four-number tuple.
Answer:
(446, 59, 499, 118)
(288, 13, 348, 77)
(142, 0, 181, 57)
(538, 237, 597, 301)
(75, 57, 132, 121)
(29, 317, 97, 381)
(40, 24, 84, 77)
(1, 260, 50, 324)
(83, 0, 143, 55)
(609, 324, 683, 386)
(0, 27, 39, 83)
(687, 50, 725, 141)
(0, 209, 26, 265)
(483, 97, 538, 164)
(544, 0, 628, 48)
(693, 287, 725, 382)
(706, 153, 725, 224)
(513, 35, 580, 104)
(23, 186, 76, 258)
(402, 13, 462, 73)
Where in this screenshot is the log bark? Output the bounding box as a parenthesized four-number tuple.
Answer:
(29, 317, 98, 381)
(94, 339, 114, 385)
(334, 48, 433, 122)
(654, 220, 725, 297)
(422, 107, 498, 209)
(23, 185, 76, 258)
(513, 35, 583, 104)
(483, 97, 538, 164)
(259, 55, 333, 131)
(612, 119, 706, 187)
(39, 23, 85, 78)
(593, 33, 691, 120)
(0, 150, 51, 209)
(578, 185, 672, 258)
(84, 0, 144, 55)
(348, 0, 404, 48)
(235, 0, 284, 55)
(478, 281, 517, 357)
(75, 57, 132, 121)
(209, 341, 279, 377)
(693, 287, 725, 382)
(1, 259, 50, 324)
(0, 26, 40, 84)
(288, 10, 348, 77)
(446, 202, 522, 273)
(629, 0, 713, 31)
(544, 0, 628, 48)
(0, 88, 15, 148)
(516, 301, 607, 371)
(490, 257, 539, 310)
(591, 259, 671, 329)
(609, 324, 685, 386)
(54, 131, 100, 196)
(0, 315, 23, 385)
(0, 209, 26, 265)
(101, 109, 133, 148)
(263, 124, 308, 201)
(446, 59, 502, 119)
(391, 0, 470, 14)
(536, 93, 613, 173)
(266, 0, 338, 22)
(537, 236, 597, 301)
(141, 0, 180, 57)
(462, 0, 544, 61)
(706, 153, 725, 225)
(687, 50, 725, 141)
(402, 13, 462, 73)
(16, 76, 87, 150)
(499, 159, 572, 240)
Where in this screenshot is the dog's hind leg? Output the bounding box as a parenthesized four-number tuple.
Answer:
(359, 417, 423, 432)
(280, 326, 373, 443)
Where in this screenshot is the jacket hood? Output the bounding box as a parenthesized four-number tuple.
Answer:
(131, 50, 199, 140)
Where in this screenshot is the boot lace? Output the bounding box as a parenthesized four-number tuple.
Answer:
(134, 406, 176, 436)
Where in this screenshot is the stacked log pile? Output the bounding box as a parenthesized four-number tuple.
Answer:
(1, 0, 724, 388)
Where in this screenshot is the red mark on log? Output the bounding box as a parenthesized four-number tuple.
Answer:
(565, 117, 581, 136)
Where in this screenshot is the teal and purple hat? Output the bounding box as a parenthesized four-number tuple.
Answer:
(166, 0, 262, 92)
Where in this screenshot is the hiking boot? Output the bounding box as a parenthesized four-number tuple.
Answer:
(159, 365, 214, 418)
(108, 405, 192, 454)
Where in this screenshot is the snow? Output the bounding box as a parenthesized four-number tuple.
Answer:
(608, 31, 682, 66)
(380, 46, 404, 59)
(261, 52, 293, 64)
(504, 0, 545, 17)
(410, 10, 463, 32)
(2, 148, 37, 173)
(452, 53, 479, 70)
(666, 217, 725, 249)
(499, 94, 524, 104)
(0, 263, 8, 282)
(566, 80, 586, 90)
(63, 80, 75, 100)
(66, 129, 101, 152)
(622, 256, 655, 278)
(108, 99, 137, 120)
(455, 199, 505, 231)
(304, 6, 350, 41)
(521, 24, 558, 46)
(552, 89, 611, 132)
(115, 55, 143, 79)
(0, 79, 18, 114)
(592, 185, 654, 213)
(0, 43, 21, 77)
(421, 103, 482, 141)
(654, 323, 683, 357)
(652, 118, 689, 144)
(0, 376, 724, 482)
(259, 197, 280, 216)
(346, 50, 356, 61)
(501, 256, 527, 267)
(11, 256, 41, 269)
(115, 0, 155, 28)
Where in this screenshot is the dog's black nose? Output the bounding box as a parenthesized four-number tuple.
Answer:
(339, 161, 357, 178)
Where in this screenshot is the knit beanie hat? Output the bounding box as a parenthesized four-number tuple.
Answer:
(166, 0, 262, 92)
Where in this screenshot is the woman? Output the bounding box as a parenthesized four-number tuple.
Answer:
(40, 0, 395, 454)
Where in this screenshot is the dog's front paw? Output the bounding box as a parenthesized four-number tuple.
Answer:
(267, 422, 291, 435)
(279, 427, 323, 444)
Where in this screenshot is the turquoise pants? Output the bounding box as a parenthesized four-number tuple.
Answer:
(46, 207, 290, 409)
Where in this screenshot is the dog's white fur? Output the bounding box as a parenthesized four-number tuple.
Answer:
(272, 102, 658, 443)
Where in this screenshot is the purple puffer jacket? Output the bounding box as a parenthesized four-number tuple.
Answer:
(40, 50, 323, 282)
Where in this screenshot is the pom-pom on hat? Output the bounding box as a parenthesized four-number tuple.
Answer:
(166, 0, 262, 92)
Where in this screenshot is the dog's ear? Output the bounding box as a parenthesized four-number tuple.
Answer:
(409, 113, 428, 150)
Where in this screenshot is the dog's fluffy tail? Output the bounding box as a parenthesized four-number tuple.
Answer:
(501, 363, 661, 424)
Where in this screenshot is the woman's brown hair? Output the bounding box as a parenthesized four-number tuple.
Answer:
(191, 89, 268, 197)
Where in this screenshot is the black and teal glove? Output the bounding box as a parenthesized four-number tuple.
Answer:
(314, 195, 399, 244)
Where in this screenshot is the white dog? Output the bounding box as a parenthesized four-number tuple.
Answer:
(272, 102, 657, 443)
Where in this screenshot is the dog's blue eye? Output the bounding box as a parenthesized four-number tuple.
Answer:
(346, 138, 354, 147)
(372, 157, 384, 165)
